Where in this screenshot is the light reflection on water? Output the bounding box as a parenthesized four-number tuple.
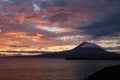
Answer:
(0, 58, 120, 80)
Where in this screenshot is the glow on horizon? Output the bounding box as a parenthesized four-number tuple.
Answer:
(0, 44, 76, 52)
(41, 45, 76, 52)
(0, 45, 76, 55)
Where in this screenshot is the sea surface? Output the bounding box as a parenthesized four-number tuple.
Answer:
(0, 58, 120, 80)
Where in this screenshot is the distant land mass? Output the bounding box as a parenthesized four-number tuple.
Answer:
(35, 42, 120, 60)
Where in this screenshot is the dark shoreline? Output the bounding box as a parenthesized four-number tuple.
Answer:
(85, 64, 120, 80)
(65, 57, 120, 60)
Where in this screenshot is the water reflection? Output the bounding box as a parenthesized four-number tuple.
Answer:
(0, 58, 120, 80)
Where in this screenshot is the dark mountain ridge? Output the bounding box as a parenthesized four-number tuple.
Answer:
(38, 42, 120, 59)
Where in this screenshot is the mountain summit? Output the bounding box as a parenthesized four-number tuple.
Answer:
(79, 42, 102, 48)
(73, 42, 106, 53)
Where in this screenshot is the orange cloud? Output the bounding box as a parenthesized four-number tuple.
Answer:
(4, 31, 44, 42)
(0, 31, 45, 49)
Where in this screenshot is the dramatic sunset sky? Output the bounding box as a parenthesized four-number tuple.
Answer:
(0, 0, 120, 55)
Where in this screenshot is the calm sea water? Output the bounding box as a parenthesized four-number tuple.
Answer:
(0, 58, 120, 80)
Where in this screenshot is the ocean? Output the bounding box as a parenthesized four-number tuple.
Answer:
(0, 58, 120, 80)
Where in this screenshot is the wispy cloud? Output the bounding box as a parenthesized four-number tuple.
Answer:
(33, 3, 41, 11)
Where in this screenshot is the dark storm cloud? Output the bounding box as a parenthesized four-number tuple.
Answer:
(2, 0, 66, 6)
(51, 0, 66, 7)
(10, 0, 25, 4)
(48, 13, 68, 22)
(47, 0, 120, 24)
(81, 11, 120, 38)
(39, 1, 48, 8)
(1, 0, 27, 4)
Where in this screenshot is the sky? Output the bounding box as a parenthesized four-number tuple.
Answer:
(0, 0, 120, 55)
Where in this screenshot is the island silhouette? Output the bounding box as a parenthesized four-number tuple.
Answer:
(35, 42, 120, 60)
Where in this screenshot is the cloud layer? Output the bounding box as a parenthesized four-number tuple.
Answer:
(0, 0, 120, 52)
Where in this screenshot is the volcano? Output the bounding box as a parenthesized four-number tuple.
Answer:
(72, 42, 106, 53)
(39, 42, 120, 59)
